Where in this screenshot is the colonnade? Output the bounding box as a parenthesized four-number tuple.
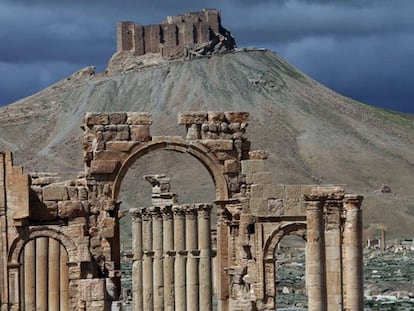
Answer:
(305, 191, 363, 311)
(130, 203, 213, 311)
(20, 237, 69, 311)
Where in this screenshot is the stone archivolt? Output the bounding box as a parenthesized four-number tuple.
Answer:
(0, 111, 363, 310)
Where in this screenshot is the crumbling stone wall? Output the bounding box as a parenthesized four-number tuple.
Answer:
(116, 9, 236, 59)
(0, 111, 364, 311)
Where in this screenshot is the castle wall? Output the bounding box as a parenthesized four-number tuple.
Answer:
(116, 9, 231, 59)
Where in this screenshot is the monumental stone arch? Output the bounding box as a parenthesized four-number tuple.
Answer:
(0, 111, 364, 311)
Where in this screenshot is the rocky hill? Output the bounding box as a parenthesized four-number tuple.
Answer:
(1, 49, 413, 238)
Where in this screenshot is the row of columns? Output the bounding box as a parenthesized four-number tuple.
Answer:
(305, 191, 363, 311)
(21, 237, 69, 311)
(130, 203, 213, 311)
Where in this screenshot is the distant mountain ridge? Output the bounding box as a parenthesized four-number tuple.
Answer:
(0, 49, 413, 237)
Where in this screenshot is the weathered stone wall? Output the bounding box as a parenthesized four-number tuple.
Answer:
(116, 8, 235, 59)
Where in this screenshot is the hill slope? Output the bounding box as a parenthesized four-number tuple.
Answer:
(1, 50, 413, 237)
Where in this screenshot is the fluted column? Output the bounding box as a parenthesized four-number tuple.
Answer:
(306, 199, 327, 311)
(142, 208, 154, 311)
(48, 238, 61, 310)
(24, 239, 36, 310)
(173, 206, 186, 311)
(343, 195, 364, 311)
(130, 208, 143, 311)
(152, 207, 164, 311)
(36, 237, 49, 311)
(60, 244, 69, 311)
(197, 204, 213, 311)
(162, 206, 174, 311)
(325, 198, 343, 310)
(186, 205, 199, 311)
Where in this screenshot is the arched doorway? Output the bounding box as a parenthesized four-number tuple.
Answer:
(18, 237, 69, 310)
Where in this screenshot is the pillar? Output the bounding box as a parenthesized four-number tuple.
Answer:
(36, 237, 49, 311)
(324, 199, 343, 310)
(197, 204, 213, 311)
(306, 199, 327, 311)
(186, 205, 199, 311)
(130, 208, 143, 311)
(60, 244, 69, 311)
(24, 239, 36, 310)
(162, 206, 174, 311)
(343, 195, 364, 311)
(173, 206, 186, 311)
(142, 208, 154, 311)
(152, 207, 164, 311)
(48, 238, 60, 310)
(216, 204, 230, 311)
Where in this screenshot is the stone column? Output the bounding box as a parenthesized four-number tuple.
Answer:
(130, 208, 143, 311)
(197, 204, 213, 311)
(60, 245, 69, 311)
(48, 238, 61, 310)
(216, 204, 230, 311)
(142, 208, 154, 311)
(343, 195, 364, 311)
(324, 198, 344, 310)
(36, 237, 49, 311)
(173, 206, 186, 311)
(24, 239, 36, 310)
(162, 206, 174, 311)
(305, 199, 327, 311)
(186, 205, 199, 311)
(152, 207, 164, 311)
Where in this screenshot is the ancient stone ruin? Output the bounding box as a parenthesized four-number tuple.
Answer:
(0, 111, 364, 310)
(107, 9, 236, 72)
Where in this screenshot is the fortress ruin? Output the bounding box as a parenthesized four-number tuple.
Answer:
(0, 111, 364, 310)
(115, 9, 236, 59)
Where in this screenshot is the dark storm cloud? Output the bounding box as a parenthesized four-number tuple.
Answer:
(0, 0, 413, 112)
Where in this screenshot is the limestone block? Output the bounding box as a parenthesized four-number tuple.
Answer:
(207, 111, 226, 122)
(101, 218, 115, 237)
(43, 185, 68, 201)
(251, 184, 264, 198)
(267, 198, 284, 216)
(249, 150, 269, 160)
(224, 111, 249, 123)
(249, 198, 268, 215)
(224, 159, 240, 173)
(94, 150, 123, 162)
(200, 139, 233, 151)
(58, 201, 85, 218)
(106, 141, 138, 152)
(115, 130, 130, 141)
(31, 176, 62, 186)
(127, 112, 153, 125)
(85, 113, 109, 126)
(78, 187, 88, 200)
(228, 122, 240, 132)
(130, 125, 151, 142)
(90, 160, 120, 174)
(178, 112, 207, 124)
(109, 113, 127, 124)
(252, 172, 272, 185)
(67, 186, 78, 200)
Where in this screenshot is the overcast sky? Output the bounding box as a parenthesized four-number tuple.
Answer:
(0, 0, 413, 113)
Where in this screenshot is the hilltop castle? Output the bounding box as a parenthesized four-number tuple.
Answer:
(116, 9, 236, 59)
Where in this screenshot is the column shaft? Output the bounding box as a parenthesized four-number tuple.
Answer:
(60, 245, 69, 311)
(306, 201, 327, 311)
(162, 206, 174, 311)
(186, 206, 199, 311)
(142, 209, 154, 311)
(48, 238, 61, 310)
(152, 207, 164, 311)
(173, 207, 186, 311)
(24, 239, 36, 310)
(198, 204, 213, 311)
(36, 237, 49, 311)
(343, 195, 364, 311)
(131, 209, 143, 311)
(325, 202, 343, 310)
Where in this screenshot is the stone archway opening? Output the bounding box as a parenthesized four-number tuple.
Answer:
(275, 234, 307, 310)
(18, 237, 69, 311)
(116, 148, 218, 309)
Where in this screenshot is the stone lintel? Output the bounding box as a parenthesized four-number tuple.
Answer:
(200, 139, 233, 151)
(127, 112, 153, 125)
(177, 112, 208, 125)
(90, 160, 120, 174)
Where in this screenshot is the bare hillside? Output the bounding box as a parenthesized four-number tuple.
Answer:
(1, 50, 413, 237)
